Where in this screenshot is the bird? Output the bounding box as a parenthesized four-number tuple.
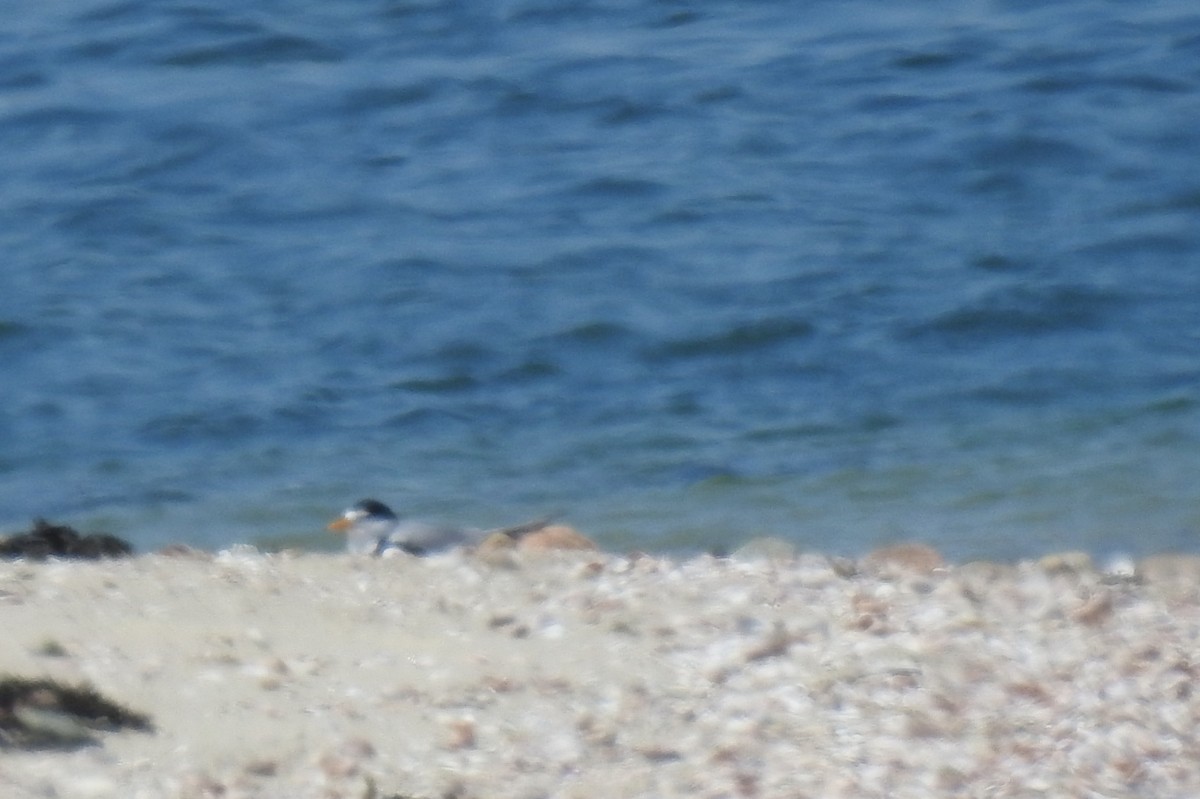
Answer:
(327, 498, 552, 556)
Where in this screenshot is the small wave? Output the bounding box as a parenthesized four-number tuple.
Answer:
(1079, 232, 1196, 259)
(2, 106, 116, 142)
(383, 406, 473, 431)
(968, 133, 1092, 170)
(0, 320, 30, 340)
(891, 47, 977, 71)
(389, 373, 477, 394)
(902, 283, 1123, 343)
(742, 422, 842, 442)
(550, 320, 635, 344)
(340, 81, 443, 114)
(273, 389, 343, 425)
(962, 367, 1096, 405)
(139, 409, 262, 443)
(497, 358, 560, 382)
(431, 339, 497, 365)
(530, 245, 662, 274)
(159, 34, 341, 67)
(647, 317, 815, 360)
(568, 176, 668, 199)
(1021, 72, 1190, 95)
(0, 61, 45, 90)
(1144, 394, 1197, 416)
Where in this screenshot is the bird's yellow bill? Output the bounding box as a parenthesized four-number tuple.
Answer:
(327, 517, 352, 532)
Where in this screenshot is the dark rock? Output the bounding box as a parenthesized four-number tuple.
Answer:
(0, 676, 152, 749)
(0, 519, 133, 561)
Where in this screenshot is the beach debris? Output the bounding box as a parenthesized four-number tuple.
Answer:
(635, 743, 683, 763)
(860, 542, 945, 576)
(443, 717, 477, 750)
(0, 519, 134, 561)
(1136, 554, 1200, 600)
(1071, 588, 1116, 625)
(1038, 551, 1094, 575)
(242, 759, 279, 777)
(156, 542, 212, 559)
(830, 555, 859, 578)
(318, 737, 377, 779)
(1138, 553, 1200, 580)
(512, 523, 598, 552)
(0, 676, 152, 749)
(178, 772, 227, 797)
(743, 621, 796, 662)
(360, 777, 429, 799)
(729, 536, 798, 561)
(474, 523, 598, 560)
(472, 532, 521, 566)
(33, 639, 69, 658)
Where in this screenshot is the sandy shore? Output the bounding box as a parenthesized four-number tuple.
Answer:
(2, 545, 1199, 799)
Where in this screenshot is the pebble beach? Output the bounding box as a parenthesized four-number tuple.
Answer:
(2, 545, 1199, 799)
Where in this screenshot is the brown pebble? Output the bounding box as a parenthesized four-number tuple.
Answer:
(1006, 680, 1053, 704)
(444, 718, 477, 750)
(729, 537, 797, 561)
(1038, 551, 1094, 574)
(575, 560, 605, 578)
(318, 753, 360, 779)
(1137, 553, 1200, 584)
(472, 533, 520, 568)
(636, 745, 682, 763)
(34, 639, 69, 658)
(1072, 589, 1115, 625)
(243, 759, 278, 777)
(734, 771, 759, 796)
(180, 772, 226, 797)
(830, 556, 858, 578)
(482, 676, 517, 693)
(318, 737, 376, 778)
(156, 543, 212, 559)
(743, 622, 793, 662)
(475, 532, 516, 553)
(487, 613, 519, 629)
(861, 542, 945, 575)
(517, 525, 598, 552)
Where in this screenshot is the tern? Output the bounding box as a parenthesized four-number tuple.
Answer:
(327, 498, 550, 556)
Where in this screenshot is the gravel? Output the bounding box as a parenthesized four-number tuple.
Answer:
(1, 545, 1198, 798)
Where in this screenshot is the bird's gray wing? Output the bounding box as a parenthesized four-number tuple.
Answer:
(382, 520, 478, 555)
(488, 517, 555, 541)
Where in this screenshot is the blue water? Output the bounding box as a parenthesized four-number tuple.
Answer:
(2, 0, 1198, 561)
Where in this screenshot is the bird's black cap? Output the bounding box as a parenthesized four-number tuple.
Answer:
(354, 499, 397, 519)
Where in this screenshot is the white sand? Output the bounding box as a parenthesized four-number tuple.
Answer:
(2, 547, 1199, 798)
